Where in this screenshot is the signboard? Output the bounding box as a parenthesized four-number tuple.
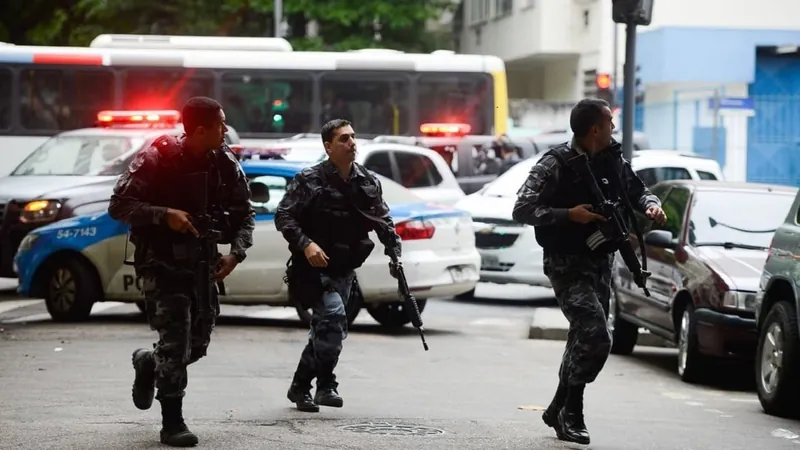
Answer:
(708, 97, 755, 116)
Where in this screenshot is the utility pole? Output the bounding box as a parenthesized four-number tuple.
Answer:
(612, 0, 654, 162)
(274, 0, 283, 38)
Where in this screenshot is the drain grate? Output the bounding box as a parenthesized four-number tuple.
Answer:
(340, 422, 445, 436)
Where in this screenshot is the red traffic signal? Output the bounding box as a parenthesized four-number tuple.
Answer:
(596, 73, 612, 90)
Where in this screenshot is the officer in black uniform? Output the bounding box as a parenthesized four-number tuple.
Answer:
(275, 118, 403, 413)
(109, 97, 255, 447)
(512, 98, 666, 445)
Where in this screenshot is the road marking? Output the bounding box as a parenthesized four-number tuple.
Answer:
(685, 401, 703, 406)
(470, 318, 518, 326)
(243, 308, 298, 320)
(661, 391, 692, 400)
(1, 301, 128, 324)
(729, 397, 759, 403)
(772, 429, 800, 440)
(0, 299, 42, 315)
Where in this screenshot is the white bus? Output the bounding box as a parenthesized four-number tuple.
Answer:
(0, 34, 508, 174)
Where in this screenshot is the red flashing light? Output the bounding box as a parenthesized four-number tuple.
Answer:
(230, 144, 290, 160)
(97, 110, 180, 128)
(272, 99, 283, 107)
(596, 73, 612, 90)
(419, 123, 471, 137)
(395, 219, 435, 240)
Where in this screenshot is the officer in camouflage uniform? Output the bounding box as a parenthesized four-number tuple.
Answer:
(108, 97, 255, 447)
(512, 98, 666, 445)
(275, 119, 402, 413)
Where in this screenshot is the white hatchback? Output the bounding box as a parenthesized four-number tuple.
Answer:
(453, 149, 725, 297)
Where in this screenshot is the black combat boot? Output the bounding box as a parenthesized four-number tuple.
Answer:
(315, 375, 343, 408)
(131, 348, 155, 410)
(287, 376, 319, 413)
(159, 398, 199, 447)
(557, 384, 590, 445)
(541, 381, 567, 435)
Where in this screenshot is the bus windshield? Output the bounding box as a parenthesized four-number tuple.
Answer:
(11, 136, 143, 176)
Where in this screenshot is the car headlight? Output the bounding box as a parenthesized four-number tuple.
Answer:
(20, 200, 61, 224)
(18, 233, 39, 252)
(722, 291, 756, 311)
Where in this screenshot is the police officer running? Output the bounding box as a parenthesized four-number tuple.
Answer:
(512, 98, 666, 445)
(108, 97, 255, 447)
(275, 119, 402, 413)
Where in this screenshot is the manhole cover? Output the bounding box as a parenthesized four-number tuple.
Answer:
(340, 422, 445, 436)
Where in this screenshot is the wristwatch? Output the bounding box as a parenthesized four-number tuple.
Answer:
(230, 250, 246, 263)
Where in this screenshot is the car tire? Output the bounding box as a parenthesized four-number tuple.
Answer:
(676, 303, 705, 383)
(366, 299, 428, 328)
(294, 285, 363, 327)
(43, 258, 101, 323)
(756, 300, 800, 418)
(455, 288, 475, 300)
(609, 283, 638, 355)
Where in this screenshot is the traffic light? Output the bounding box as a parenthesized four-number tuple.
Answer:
(612, 0, 654, 26)
(595, 73, 614, 104)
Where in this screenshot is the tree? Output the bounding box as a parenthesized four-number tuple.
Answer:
(0, 0, 454, 53)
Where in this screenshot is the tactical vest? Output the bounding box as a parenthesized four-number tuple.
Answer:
(533, 144, 624, 255)
(130, 135, 225, 264)
(293, 163, 378, 275)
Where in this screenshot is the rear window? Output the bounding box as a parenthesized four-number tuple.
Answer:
(636, 167, 692, 186)
(697, 170, 718, 180)
(377, 174, 424, 205)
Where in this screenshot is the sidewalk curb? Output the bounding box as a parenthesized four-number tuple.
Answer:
(528, 326, 675, 348)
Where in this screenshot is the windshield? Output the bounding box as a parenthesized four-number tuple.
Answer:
(482, 156, 539, 197)
(689, 189, 797, 248)
(11, 136, 144, 176)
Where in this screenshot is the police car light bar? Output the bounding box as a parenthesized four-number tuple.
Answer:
(229, 144, 290, 161)
(96, 110, 181, 127)
(419, 123, 471, 137)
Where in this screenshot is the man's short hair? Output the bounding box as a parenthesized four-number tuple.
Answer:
(182, 97, 222, 136)
(569, 98, 610, 138)
(321, 119, 352, 144)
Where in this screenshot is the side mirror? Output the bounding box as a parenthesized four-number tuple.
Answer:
(644, 229, 677, 249)
(249, 182, 270, 204)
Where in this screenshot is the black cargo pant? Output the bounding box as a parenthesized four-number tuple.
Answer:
(140, 263, 220, 400)
(543, 251, 614, 386)
(291, 271, 355, 390)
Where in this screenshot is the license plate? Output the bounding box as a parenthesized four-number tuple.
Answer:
(481, 254, 499, 268)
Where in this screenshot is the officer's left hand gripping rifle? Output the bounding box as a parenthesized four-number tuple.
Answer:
(567, 153, 652, 297)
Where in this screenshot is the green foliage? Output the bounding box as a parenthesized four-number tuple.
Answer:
(0, 0, 454, 52)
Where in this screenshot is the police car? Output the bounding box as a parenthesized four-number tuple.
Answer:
(14, 160, 480, 326)
(452, 149, 724, 298)
(0, 110, 240, 279)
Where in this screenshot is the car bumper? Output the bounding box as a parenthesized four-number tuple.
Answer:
(695, 307, 757, 358)
(475, 228, 550, 288)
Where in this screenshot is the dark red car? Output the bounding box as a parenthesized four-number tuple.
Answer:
(608, 180, 798, 383)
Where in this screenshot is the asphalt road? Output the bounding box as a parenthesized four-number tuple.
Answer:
(1, 282, 799, 450)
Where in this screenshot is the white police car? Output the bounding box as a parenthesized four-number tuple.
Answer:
(14, 160, 480, 327)
(0, 110, 240, 280)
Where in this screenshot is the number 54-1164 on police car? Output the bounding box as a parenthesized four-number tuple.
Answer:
(56, 227, 97, 239)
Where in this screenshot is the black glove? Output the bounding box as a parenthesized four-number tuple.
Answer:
(389, 260, 402, 279)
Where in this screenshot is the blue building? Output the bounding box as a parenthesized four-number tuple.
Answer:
(636, 27, 800, 187)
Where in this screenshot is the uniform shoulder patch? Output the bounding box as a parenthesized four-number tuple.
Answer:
(152, 135, 182, 158)
(129, 146, 160, 174)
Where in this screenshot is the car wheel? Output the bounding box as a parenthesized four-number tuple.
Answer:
(43, 258, 101, 323)
(294, 285, 363, 327)
(366, 299, 428, 328)
(756, 301, 800, 418)
(609, 283, 638, 355)
(676, 304, 705, 383)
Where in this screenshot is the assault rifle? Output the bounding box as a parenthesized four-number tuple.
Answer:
(389, 255, 429, 351)
(566, 153, 652, 297)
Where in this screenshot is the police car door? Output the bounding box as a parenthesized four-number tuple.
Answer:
(216, 175, 291, 300)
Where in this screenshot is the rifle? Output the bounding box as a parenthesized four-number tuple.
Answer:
(565, 153, 652, 297)
(326, 169, 429, 351)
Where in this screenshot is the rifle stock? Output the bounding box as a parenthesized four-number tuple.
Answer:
(390, 255, 429, 351)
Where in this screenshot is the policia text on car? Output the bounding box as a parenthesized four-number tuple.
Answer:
(513, 98, 667, 445)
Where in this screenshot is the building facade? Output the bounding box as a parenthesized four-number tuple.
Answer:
(455, 0, 800, 186)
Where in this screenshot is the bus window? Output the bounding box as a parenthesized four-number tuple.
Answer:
(20, 69, 114, 131)
(221, 72, 313, 135)
(0, 69, 10, 129)
(319, 74, 410, 135)
(123, 68, 214, 111)
(417, 74, 492, 136)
